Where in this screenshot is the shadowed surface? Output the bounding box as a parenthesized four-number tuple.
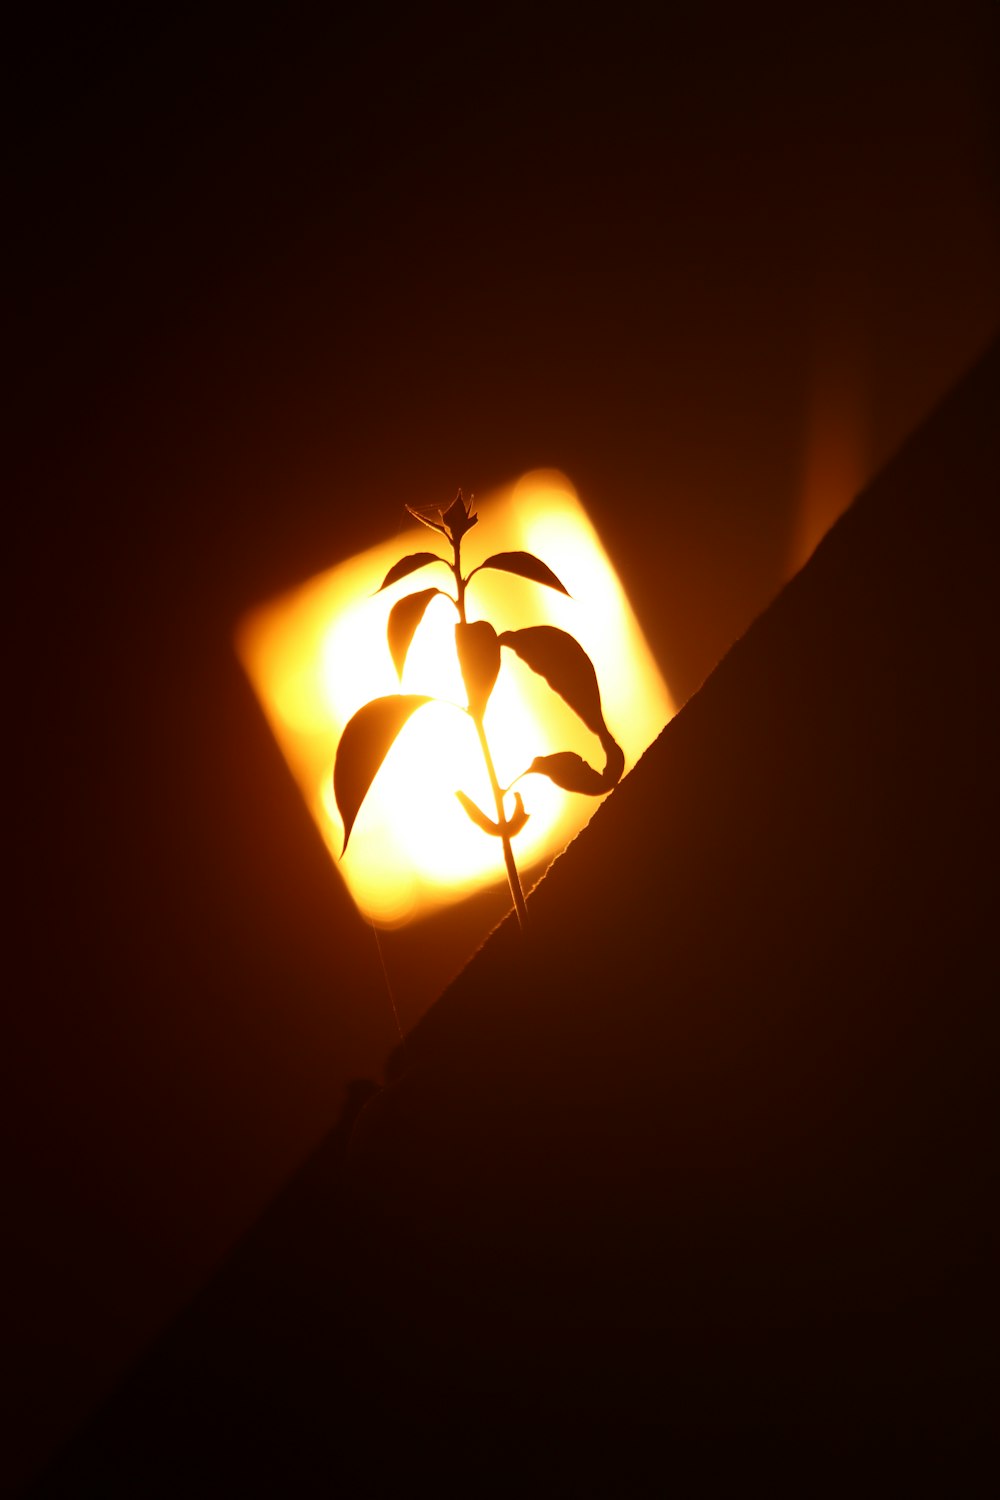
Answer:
(9, 7, 999, 1487)
(35, 346, 997, 1490)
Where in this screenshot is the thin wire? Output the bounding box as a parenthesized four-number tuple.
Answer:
(368, 912, 403, 1041)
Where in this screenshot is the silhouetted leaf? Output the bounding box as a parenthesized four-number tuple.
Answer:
(387, 588, 443, 677)
(455, 790, 500, 835)
(524, 752, 611, 795)
(334, 695, 431, 852)
(498, 625, 606, 737)
(455, 620, 501, 717)
(377, 553, 448, 591)
(467, 552, 569, 595)
(455, 789, 530, 837)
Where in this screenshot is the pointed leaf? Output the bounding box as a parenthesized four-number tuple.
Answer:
(526, 752, 607, 794)
(455, 790, 501, 835)
(377, 552, 448, 592)
(334, 695, 431, 852)
(455, 789, 530, 838)
(387, 588, 443, 677)
(499, 625, 607, 738)
(468, 551, 569, 596)
(524, 751, 612, 795)
(455, 620, 501, 717)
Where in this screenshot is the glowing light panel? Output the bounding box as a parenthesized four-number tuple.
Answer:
(236, 471, 673, 925)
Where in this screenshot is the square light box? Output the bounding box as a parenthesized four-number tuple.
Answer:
(237, 470, 674, 926)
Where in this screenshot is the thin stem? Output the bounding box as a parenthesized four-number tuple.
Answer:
(453, 536, 467, 624)
(473, 714, 529, 931)
(453, 530, 529, 932)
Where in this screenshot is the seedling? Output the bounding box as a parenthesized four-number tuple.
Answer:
(333, 491, 623, 929)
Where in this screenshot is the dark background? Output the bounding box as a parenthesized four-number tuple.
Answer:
(7, 4, 998, 1489)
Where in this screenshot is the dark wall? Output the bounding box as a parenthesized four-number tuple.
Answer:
(7, 4, 998, 1488)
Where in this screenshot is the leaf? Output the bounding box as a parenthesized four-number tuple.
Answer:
(377, 552, 448, 592)
(500, 626, 624, 796)
(455, 620, 501, 717)
(467, 551, 569, 596)
(524, 752, 610, 795)
(387, 588, 443, 677)
(334, 695, 432, 852)
(498, 625, 606, 738)
(455, 789, 530, 838)
(455, 790, 501, 835)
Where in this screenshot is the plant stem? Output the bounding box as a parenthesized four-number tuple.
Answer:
(473, 714, 529, 931)
(454, 532, 529, 932)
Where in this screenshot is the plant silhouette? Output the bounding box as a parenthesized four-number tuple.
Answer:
(333, 491, 624, 928)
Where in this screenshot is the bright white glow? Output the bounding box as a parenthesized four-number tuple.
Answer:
(236, 471, 674, 926)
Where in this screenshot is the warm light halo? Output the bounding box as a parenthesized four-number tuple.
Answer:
(236, 471, 674, 927)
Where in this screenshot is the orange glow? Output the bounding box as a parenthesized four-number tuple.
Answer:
(236, 471, 674, 925)
(790, 335, 869, 575)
